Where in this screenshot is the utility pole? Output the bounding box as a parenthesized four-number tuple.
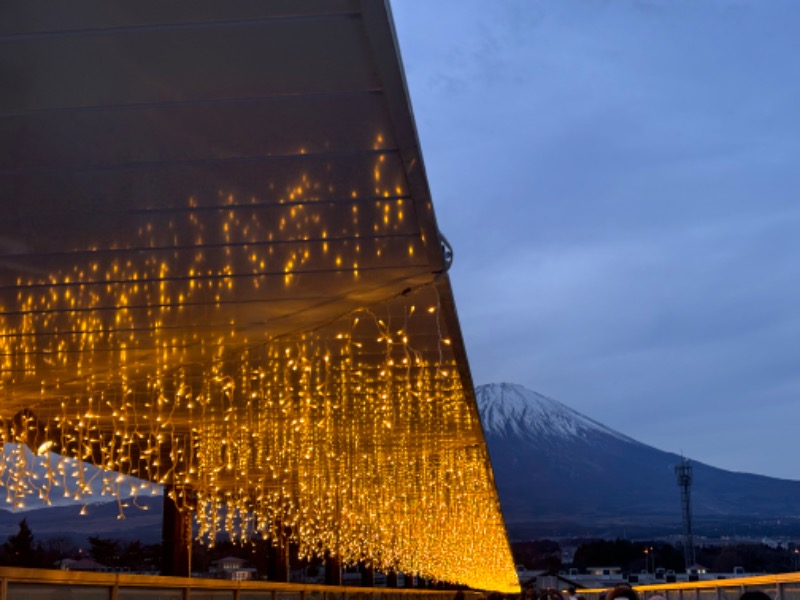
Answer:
(675, 458, 696, 572)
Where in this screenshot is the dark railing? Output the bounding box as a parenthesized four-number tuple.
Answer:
(578, 573, 800, 600)
(0, 567, 481, 600)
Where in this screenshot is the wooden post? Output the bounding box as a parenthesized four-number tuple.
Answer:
(404, 572, 414, 588)
(360, 563, 375, 587)
(325, 554, 342, 586)
(161, 486, 191, 577)
(268, 525, 290, 583)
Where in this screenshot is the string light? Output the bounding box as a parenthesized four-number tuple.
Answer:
(0, 147, 519, 593)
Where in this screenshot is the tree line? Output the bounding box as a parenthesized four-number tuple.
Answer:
(0, 518, 311, 577)
(0, 518, 161, 571)
(2, 520, 798, 576)
(512, 538, 800, 574)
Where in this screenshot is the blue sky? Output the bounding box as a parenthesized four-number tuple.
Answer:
(392, 0, 800, 479)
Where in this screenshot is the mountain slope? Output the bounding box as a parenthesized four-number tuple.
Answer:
(3, 383, 799, 544)
(0, 495, 163, 543)
(478, 383, 800, 539)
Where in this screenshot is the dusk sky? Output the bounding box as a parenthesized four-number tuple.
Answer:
(392, 1, 800, 480)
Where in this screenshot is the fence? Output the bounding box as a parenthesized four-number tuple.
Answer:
(0, 567, 481, 600)
(578, 573, 800, 600)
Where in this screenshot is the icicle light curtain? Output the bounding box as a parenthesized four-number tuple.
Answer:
(0, 1, 519, 592)
(1, 282, 515, 592)
(0, 166, 518, 593)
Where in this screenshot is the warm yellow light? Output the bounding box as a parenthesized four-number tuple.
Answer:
(36, 441, 55, 455)
(0, 167, 518, 592)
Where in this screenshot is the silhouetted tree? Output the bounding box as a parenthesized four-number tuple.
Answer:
(573, 539, 639, 570)
(87, 536, 121, 567)
(652, 542, 684, 572)
(570, 539, 793, 575)
(511, 540, 563, 571)
(572, 539, 684, 574)
(41, 536, 77, 567)
(2, 518, 45, 567)
(115, 539, 161, 572)
(695, 543, 793, 574)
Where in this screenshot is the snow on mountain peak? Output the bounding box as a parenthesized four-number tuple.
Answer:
(475, 382, 635, 444)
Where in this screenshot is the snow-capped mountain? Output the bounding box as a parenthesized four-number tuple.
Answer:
(0, 443, 160, 511)
(477, 382, 635, 444)
(0, 494, 163, 542)
(477, 383, 800, 540)
(4, 383, 800, 543)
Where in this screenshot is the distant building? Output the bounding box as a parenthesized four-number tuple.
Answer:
(517, 568, 578, 592)
(57, 558, 113, 572)
(209, 556, 257, 581)
(585, 566, 624, 578)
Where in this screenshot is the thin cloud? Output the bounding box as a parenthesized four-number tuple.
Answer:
(393, 0, 800, 479)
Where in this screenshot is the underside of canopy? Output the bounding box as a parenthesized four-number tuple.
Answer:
(0, 0, 518, 592)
